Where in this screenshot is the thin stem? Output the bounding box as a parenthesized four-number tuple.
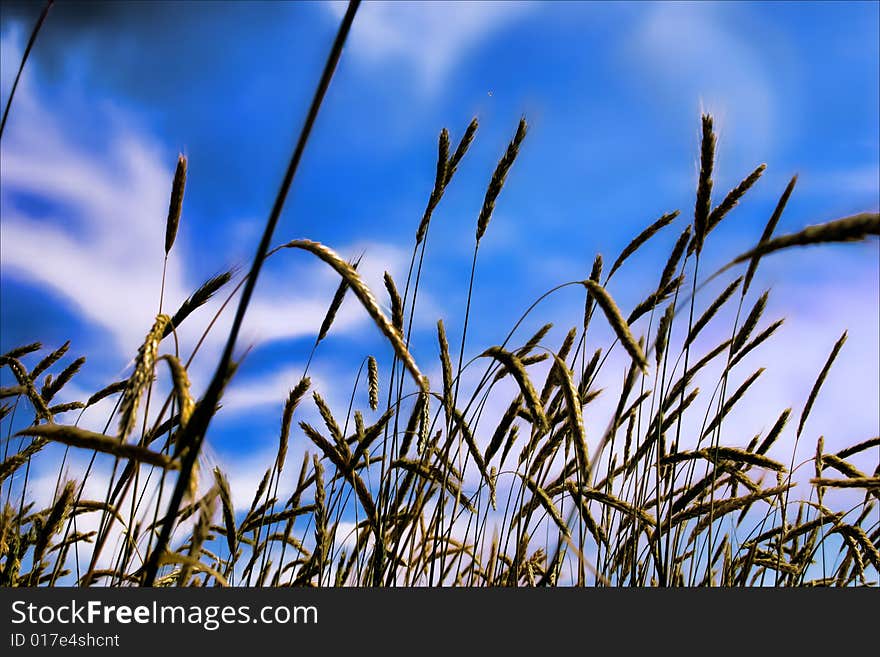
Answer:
(0, 1, 53, 141)
(142, 0, 360, 586)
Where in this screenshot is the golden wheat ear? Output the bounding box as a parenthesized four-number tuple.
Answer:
(580, 280, 649, 372)
(119, 314, 171, 440)
(164, 153, 187, 256)
(279, 239, 428, 394)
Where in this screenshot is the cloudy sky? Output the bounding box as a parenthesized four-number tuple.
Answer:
(1, 1, 878, 507)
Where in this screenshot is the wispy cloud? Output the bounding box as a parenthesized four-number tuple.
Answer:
(222, 364, 314, 413)
(800, 163, 880, 201)
(1, 28, 197, 358)
(0, 28, 421, 386)
(624, 3, 784, 158)
(325, 1, 536, 95)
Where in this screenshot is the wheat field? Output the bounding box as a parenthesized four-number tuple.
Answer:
(1, 1, 878, 588)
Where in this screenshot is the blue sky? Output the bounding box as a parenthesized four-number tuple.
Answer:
(1, 1, 878, 510)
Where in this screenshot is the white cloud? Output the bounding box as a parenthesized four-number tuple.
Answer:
(800, 164, 880, 200)
(222, 364, 314, 413)
(1, 29, 199, 359)
(625, 3, 782, 157)
(0, 28, 425, 407)
(325, 1, 536, 95)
